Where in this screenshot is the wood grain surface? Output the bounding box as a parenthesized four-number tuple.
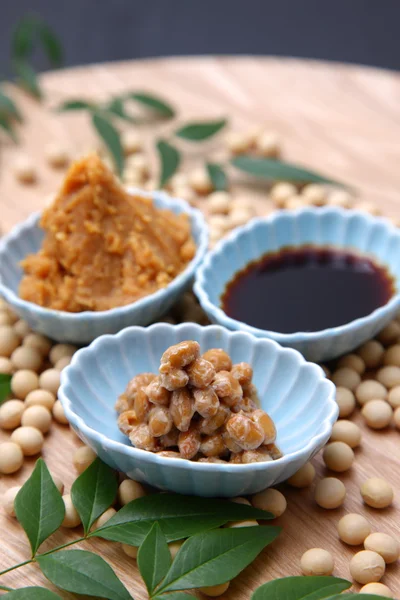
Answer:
(0, 57, 399, 599)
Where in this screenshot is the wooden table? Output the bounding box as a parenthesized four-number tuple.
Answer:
(0, 57, 400, 599)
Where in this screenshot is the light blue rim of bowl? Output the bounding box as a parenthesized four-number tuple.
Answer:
(59, 323, 338, 473)
(194, 207, 400, 346)
(0, 189, 208, 323)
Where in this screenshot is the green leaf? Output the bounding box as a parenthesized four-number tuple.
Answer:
(91, 493, 273, 546)
(157, 525, 281, 593)
(156, 139, 180, 187)
(38, 22, 63, 67)
(231, 155, 349, 188)
(4, 587, 62, 599)
(251, 576, 351, 600)
(326, 596, 392, 600)
(0, 114, 18, 142)
(71, 457, 118, 535)
(57, 99, 96, 112)
(11, 16, 63, 67)
(130, 92, 175, 118)
(137, 522, 171, 595)
(13, 61, 42, 100)
(152, 594, 195, 600)
(14, 458, 65, 556)
(105, 97, 136, 122)
(0, 91, 22, 122)
(12, 17, 36, 60)
(91, 111, 124, 176)
(206, 162, 228, 191)
(325, 596, 391, 600)
(0, 374, 12, 403)
(175, 119, 227, 141)
(37, 550, 131, 600)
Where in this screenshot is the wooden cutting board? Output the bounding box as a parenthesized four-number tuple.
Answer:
(0, 57, 399, 599)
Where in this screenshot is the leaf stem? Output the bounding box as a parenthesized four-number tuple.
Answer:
(0, 536, 86, 579)
(0, 559, 32, 577)
(36, 536, 86, 558)
(0, 584, 14, 591)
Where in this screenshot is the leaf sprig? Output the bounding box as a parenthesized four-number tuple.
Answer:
(57, 87, 348, 194)
(11, 15, 63, 98)
(1, 457, 278, 598)
(0, 16, 63, 143)
(2, 14, 350, 199)
(1, 457, 390, 599)
(57, 91, 177, 175)
(58, 94, 226, 180)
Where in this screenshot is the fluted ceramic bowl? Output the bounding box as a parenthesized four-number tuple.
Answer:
(194, 208, 400, 362)
(0, 189, 208, 343)
(59, 323, 337, 497)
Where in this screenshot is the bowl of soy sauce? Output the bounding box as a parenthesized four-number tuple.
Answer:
(194, 207, 400, 362)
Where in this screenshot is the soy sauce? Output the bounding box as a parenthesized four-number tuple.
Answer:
(222, 246, 394, 333)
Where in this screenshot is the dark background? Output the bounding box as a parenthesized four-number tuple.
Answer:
(1, 0, 399, 73)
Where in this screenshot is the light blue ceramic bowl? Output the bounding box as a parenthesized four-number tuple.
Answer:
(59, 323, 337, 497)
(0, 189, 208, 344)
(194, 207, 400, 362)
